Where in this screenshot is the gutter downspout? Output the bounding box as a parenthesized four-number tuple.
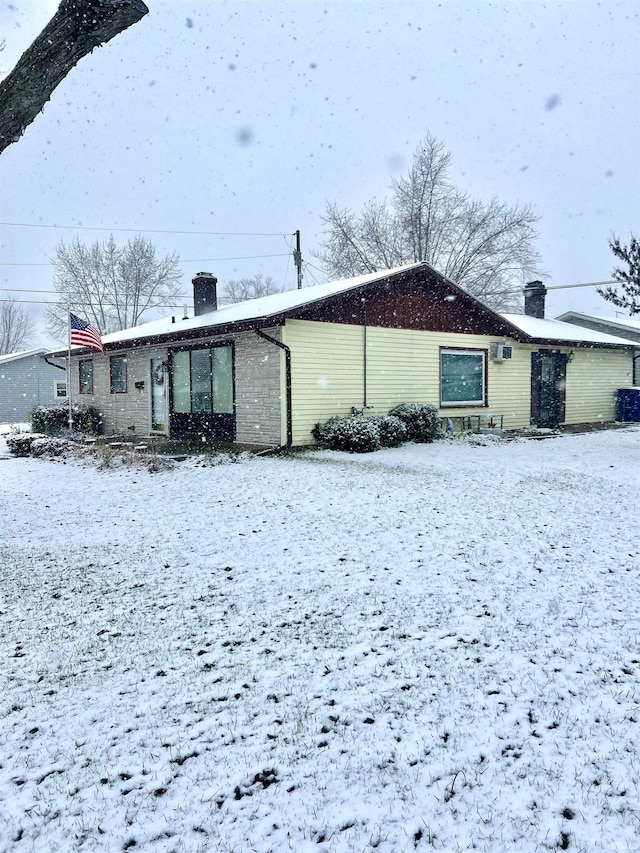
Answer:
(361, 297, 368, 409)
(255, 329, 292, 449)
(43, 357, 67, 371)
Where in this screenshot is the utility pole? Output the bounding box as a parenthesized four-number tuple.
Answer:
(293, 230, 303, 290)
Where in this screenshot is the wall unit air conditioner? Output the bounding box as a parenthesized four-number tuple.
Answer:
(490, 343, 513, 362)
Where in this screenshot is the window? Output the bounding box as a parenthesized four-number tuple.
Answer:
(110, 355, 127, 394)
(171, 345, 234, 414)
(54, 380, 67, 399)
(79, 360, 93, 394)
(440, 348, 486, 406)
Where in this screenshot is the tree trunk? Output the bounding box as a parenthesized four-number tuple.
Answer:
(0, 0, 149, 155)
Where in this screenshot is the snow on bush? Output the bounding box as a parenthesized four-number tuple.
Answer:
(372, 414, 408, 447)
(7, 433, 73, 459)
(30, 437, 73, 458)
(313, 414, 382, 452)
(5, 433, 46, 457)
(31, 403, 102, 435)
(388, 402, 442, 442)
(313, 405, 437, 452)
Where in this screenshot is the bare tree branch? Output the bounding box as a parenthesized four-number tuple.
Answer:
(0, 296, 34, 355)
(316, 134, 542, 312)
(46, 234, 183, 342)
(220, 273, 282, 304)
(0, 0, 149, 155)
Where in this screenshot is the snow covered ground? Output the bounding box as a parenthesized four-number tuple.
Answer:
(1, 429, 639, 853)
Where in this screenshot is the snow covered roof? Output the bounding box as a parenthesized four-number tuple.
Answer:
(557, 311, 640, 330)
(56, 263, 425, 352)
(555, 311, 640, 342)
(501, 313, 636, 346)
(47, 262, 636, 355)
(0, 348, 48, 365)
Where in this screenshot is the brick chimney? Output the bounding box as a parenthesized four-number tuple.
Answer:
(193, 272, 218, 315)
(524, 280, 546, 319)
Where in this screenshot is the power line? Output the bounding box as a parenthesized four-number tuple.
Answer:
(544, 279, 617, 290)
(0, 297, 190, 309)
(1, 287, 192, 299)
(0, 252, 291, 267)
(0, 221, 292, 237)
(302, 261, 324, 286)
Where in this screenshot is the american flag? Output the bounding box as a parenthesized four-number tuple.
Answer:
(70, 312, 104, 355)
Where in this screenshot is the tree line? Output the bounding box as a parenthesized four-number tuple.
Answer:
(0, 5, 637, 353)
(3, 133, 638, 354)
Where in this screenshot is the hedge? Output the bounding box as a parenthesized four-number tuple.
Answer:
(31, 403, 102, 435)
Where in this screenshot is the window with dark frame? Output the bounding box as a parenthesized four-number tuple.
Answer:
(440, 348, 486, 406)
(79, 360, 93, 394)
(110, 355, 127, 394)
(171, 345, 234, 414)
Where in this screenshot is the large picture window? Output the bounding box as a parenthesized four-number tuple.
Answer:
(171, 345, 233, 414)
(110, 355, 127, 394)
(79, 360, 93, 394)
(440, 348, 486, 406)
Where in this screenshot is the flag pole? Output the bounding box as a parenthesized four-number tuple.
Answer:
(67, 309, 73, 431)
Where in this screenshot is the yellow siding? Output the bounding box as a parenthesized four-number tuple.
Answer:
(564, 348, 633, 424)
(284, 320, 532, 444)
(283, 321, 364, 445)
(283, 319, 635, 445)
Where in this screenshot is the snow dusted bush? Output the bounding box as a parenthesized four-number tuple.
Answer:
(388, 403, 442, 442)
(30, 437, 73, 458)
(31, 403, 102, 436)
(373, 414, 408, 447)
(6, 433, 73, 458)
(6, 433, 44, 456)
(312, 414, 381, 452)
(147, 453, 175, 473)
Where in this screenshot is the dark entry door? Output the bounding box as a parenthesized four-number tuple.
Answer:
(531, 351, 568, 428)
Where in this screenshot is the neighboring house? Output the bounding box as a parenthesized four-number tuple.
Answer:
(47, 264, 637, 447)
(0, 348, 67, 424)
(556, 311, 640, 385)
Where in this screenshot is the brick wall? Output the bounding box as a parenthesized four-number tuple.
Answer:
(70, 329, 283, 445)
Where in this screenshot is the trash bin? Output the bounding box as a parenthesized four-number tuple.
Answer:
(617, 388, 640, 421)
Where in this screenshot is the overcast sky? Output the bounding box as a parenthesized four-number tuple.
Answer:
(1, 0, 639, 347)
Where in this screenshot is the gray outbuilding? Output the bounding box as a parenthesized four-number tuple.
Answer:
(0, 349, 67, 424)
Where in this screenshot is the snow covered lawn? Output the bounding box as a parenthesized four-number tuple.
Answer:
(1, 429, 639, 852)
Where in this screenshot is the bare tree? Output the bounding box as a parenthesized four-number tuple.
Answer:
(46, 234, 183, 341)
(316, 135, 542, 312)
(220, 273, 281, 304)
(0, 296, 34, 355)
(598, 236, 640, 316)
(0, 0, 148, 155)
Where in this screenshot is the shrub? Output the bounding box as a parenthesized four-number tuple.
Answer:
(6, 434, 43, 456)
(311, 417, 342, 446)
(30, 437, 72, 458)
(312, 414, 381, 453)
(6, 433, 73, 458)
(31, 403, 103, 435)
(373, 414, 408, 448)
(388, 403, 442, 442)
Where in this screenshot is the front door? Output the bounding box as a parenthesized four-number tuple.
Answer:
(150, 357, 167, 433)
(531, 351, 568, 427)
